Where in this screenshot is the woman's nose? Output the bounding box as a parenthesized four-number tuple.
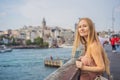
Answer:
(80, 27, 84, 31)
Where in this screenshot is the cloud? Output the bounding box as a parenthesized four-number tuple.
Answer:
(18, 0, 76, 28)
(0, 12, 7, 17)
(115, 5, 120, 12)
(19, 0, 50, 19)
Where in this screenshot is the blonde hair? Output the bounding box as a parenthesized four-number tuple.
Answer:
(72, 17, 110, 75)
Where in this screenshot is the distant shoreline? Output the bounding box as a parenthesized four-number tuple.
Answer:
(10, 45, 48, 49)
(9, 45, 61, 49)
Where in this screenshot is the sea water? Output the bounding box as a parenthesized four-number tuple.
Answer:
(0, 48, 72, 80)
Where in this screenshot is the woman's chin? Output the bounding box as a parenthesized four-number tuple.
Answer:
(80, 34, 86, 37)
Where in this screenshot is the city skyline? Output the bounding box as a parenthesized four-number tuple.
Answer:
(0, 0, 120, 31)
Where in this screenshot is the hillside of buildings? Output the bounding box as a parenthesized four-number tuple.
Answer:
(0, 18, 74, 48)
(0, 18, 120, 48)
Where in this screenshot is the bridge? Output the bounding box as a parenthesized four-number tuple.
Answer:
(44, 45, 120, 80)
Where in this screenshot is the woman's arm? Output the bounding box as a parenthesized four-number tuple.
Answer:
(81, 43, 105, 72)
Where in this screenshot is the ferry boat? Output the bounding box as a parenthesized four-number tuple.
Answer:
(0, 45, 12, 53)
(59, 44, 73, 48)
(44, 59, 63, 67)
(44, 57, 69, 67)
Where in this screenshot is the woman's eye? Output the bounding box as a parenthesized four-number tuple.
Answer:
(83, 25, 87, 27)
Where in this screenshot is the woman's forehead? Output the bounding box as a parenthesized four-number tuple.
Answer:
(78, 20, 88, 25)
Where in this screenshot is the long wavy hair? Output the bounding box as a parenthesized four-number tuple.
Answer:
(72, 18, 110, 75)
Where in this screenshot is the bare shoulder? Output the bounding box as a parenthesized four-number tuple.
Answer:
(89, 42, 101, 55)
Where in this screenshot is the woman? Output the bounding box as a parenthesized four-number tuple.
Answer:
(72, 18, 110, 80)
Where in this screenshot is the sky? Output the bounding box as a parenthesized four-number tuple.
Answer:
(0, 0, 120, 32)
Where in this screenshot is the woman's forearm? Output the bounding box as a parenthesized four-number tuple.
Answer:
(81, 65, 105, 72)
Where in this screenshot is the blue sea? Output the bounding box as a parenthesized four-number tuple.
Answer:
(0, 48, 72, 80)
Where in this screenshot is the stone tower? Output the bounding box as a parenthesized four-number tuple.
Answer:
(42, 18, 46, 40)
(42, 18, 46, 29)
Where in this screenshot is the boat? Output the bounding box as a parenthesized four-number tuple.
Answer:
(44, 57, 69, 67)
(44, 59, 63, 67)
(0, 45, 12, 53)
(59, 44, 73, 48)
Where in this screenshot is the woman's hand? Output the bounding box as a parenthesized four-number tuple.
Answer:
(78, 56, 83, 60)
(76, 60, 83, 69)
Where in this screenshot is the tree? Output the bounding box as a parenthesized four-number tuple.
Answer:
(34, 37, 43, 46)
(43, 42, 49, 48)
(26, 39, 32, 45)
(11, 38, 16, 45)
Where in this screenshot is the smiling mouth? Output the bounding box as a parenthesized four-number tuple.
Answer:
(80, 32, 85, 33)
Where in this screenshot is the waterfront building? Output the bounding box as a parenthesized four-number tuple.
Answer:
(2, 38, 9, 44)
(60, 29, 74, 45)
(11, 30, 19, 38)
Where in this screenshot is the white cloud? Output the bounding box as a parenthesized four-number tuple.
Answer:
(0, 0, 119, 31)
(115, 5, 120, 12)
(0, 12, 7, 17)
(19, 0, 50, 19)
(18, 0, 76, 29)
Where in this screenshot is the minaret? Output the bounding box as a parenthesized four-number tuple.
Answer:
(42, 18, 46, 40)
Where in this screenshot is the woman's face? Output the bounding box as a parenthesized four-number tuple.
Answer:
(78, 20, 89, 38)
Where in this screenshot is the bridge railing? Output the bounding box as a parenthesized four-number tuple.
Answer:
(44, 58, 81, 80)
